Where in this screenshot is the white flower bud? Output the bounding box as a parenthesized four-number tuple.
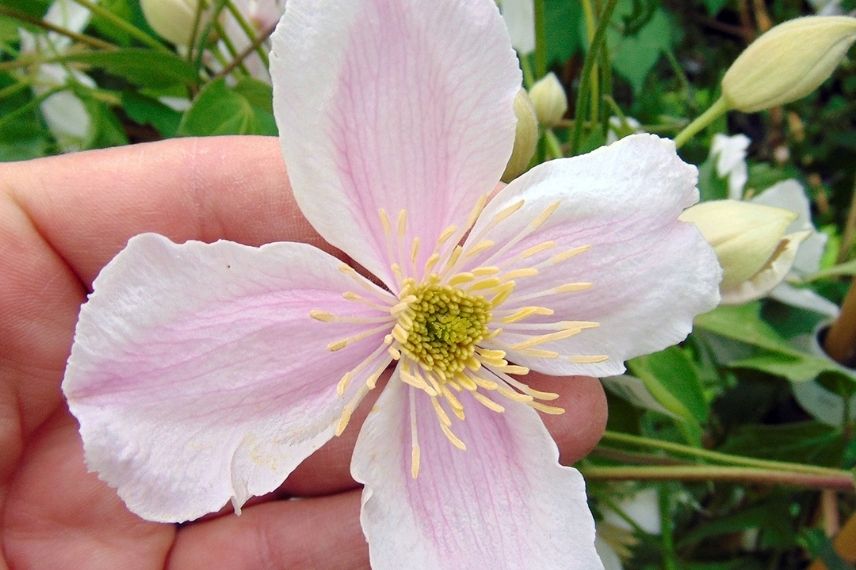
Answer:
(528, 72, 567, 127)
(722, 16, 856, 113)
(141, 0, 201, 46)
(501, 89, 538, 182)
(680, 200, 810, 304)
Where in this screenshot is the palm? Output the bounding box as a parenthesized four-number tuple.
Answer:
(0, 137, 606, 569)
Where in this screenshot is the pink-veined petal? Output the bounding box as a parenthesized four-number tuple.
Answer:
(461, 134, 721, 377)
(352, 376, 602, 570)
(63, 234, 393, 523)
(270, 0, 521, 287)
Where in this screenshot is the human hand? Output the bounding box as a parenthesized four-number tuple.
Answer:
(0, 136, 607, 569)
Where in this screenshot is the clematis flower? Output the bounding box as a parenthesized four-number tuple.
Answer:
(19, 0, 96, 151)
(62, 0, 720, 567)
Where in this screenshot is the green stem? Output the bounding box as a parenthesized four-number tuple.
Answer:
(659, 486, 679, 570)
(600, 431, 847, 477)
(0, 86, 62, 130)
(69, 0, 168, 52)
(544, 129, 563, 159)
(186, 0, 207, 64)
(582, 465, 854, 490)
(520, 55, 535, 90)
(213, 22, 276, 81)
(0, 6, 115, 50)
(673, 96, 729, 148)
(581, 0, 599, 123)
(569, 0, 617, 155)
(224, 0, 269, 68)
(213, 21, 249, 76)
(533, 0, 547, 79)
(0, 79, 31, 100)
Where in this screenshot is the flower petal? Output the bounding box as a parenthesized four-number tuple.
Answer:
(769, 281, 840, 317)
(64, 234, 393, 522)
(352, 377, 602, 569)
(461, 134, 721, 377)
(270, 0, 521, 287)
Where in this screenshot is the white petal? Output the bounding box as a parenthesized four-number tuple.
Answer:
(769, 281, 840, 317)
(352, 377, 602, 570)
(499, 0, 536, 54)
(751, 179, 826, 276)
(462, 134, 721, 377)
(64, 234, 393, 522)
(270, 0, 521, 287)
(711, 133, 750, 200)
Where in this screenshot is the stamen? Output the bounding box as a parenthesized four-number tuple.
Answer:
(310, 309, 393, 326)
(409, 387, 421, 479)
(465, 240, 495, 258)
(440, 423, 467, 450)
(509, 322, 599, 349)
(327, 323, 391, 351)
(342, 291, 391, 312)
(530, 402, 565, 414)
(501, 267, 539, 280)
(473, 266, 501, 276)
(430, 395, 453, 426)
(570, 355, 609, 364)
(335, 384, 371, 436)
(336, 344, 390, 395)
(520, 240, 557, 259)
(499, 306, 554, 324)
(472, 391, 505, 413)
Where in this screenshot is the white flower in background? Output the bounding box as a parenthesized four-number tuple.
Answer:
(709, 134, 838, 315)
(497, 0, 535, 55)
(595, 533, 625, 570)
(607, 116, 642, 144)
(809, 0, 844, 16)
(751, 180, 839, 316)
(140, 0, 200, 46)
(602, 487, 662, 535)
(711, 133, 750, 200)
(18, 0, 95, 151)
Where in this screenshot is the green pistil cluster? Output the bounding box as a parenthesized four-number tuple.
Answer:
(400, 283, 491, 377)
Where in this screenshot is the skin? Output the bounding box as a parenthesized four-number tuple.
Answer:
(0, 136, 608, 569)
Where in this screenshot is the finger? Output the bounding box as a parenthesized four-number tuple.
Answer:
(2, 136, 323, 287)
(281, 373, 607, 497)
(168, 491, 367, 570)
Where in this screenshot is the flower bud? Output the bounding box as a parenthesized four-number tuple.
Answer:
(141, 0, 201, 46)
(722, 16, 856, 113)
(501, 89, 538, 182)
(528, 72, 567, 127)
(680, 200, 809, 304)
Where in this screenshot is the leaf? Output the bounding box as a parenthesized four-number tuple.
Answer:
(601, 374, 681, 418)
(608, 2, 674, 93)
(233, 78, 277, 136)
(717, 421, 845, 466)
(694, 304, 854, 382)
(122, 91, 181, 137)
(544, 0, 583, 65)
(52, 49, 199, 88)
(628, 346, 709, 425)
(177, 78, 257, 136)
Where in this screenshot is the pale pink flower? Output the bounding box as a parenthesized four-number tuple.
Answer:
(63, 0, 720, 567)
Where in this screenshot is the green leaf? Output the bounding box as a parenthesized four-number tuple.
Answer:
(544, 1, 583, 65)
(608, 2, 674, 93)
(52, 49, 199, 88)
(177, 78, 257, 136)
(234, 77, 277, 136)
(121, 91, 181, 137)
(694, 304, 854, 382)
(717, 421, 845, 466)
(628, 346, 709, 424)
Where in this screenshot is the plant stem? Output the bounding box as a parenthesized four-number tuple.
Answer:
(533, 0, 547, 79)
(582, 466, 855, 490)
(659, 486, 679, 570)
(0, 86, 62, 130)
(544, 129, 563, 159)
(69, 0, 168, 52)
(0, 79, 31, 100)
(600, 431, 846, 476)
(673, 96, 729, 148)
(824, 277, 856, 366)
(0, 6, 115, 51)
(569, 0, 617, 155)
(224, 0, 269, 68)
(581, 0, 599, 123)
(213, 21, 249, 76)
(839, 172, 856, 263)
(213, 23, 276, 81)
(520, 55, 534, 89)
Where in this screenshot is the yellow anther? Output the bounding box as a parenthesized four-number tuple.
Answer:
(438, 225, 458, 245)
(465, 240, 495, 257)
(554, 282, 593, 293)
(570, 355, 609, 364)
(410, 237, 421, 264)
(490, 283, 516, 307)
(411, 445, 421, 479)
(500, 306, 554, 323)
(465, 194, 489, 229)
(510, 325, 596, 350)
(472, 391, 505, 413)
(468, 277, 503, 291)
(328, 339, 348, 351)
(473, 266, 501, 276)
(492, 199, 525, 224)
(530, 201, 561, 229)
(549, 244, 591, 264)
(430, 396, 453, 427)
(448, 272, 475, 286)
(530, 402, 565, 415)
(396, 209, 407, 237)
(440, 423, 467, 450)
(309, 310, 335, 322)
(520, 241, 556, 258)
(423, 252, 441, 275)
(379, 208, 392, 236)
(502, 267, 539, 280)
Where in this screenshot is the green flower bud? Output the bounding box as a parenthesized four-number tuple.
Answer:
(722, 16, 856, 113)
(501, 89, 538, 182)
(528, 72, 567, 127)
(680, 200, 809, 304)
(141, 0, 201, 46)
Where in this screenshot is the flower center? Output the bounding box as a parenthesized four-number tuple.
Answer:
(395, 279, 491, 378)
